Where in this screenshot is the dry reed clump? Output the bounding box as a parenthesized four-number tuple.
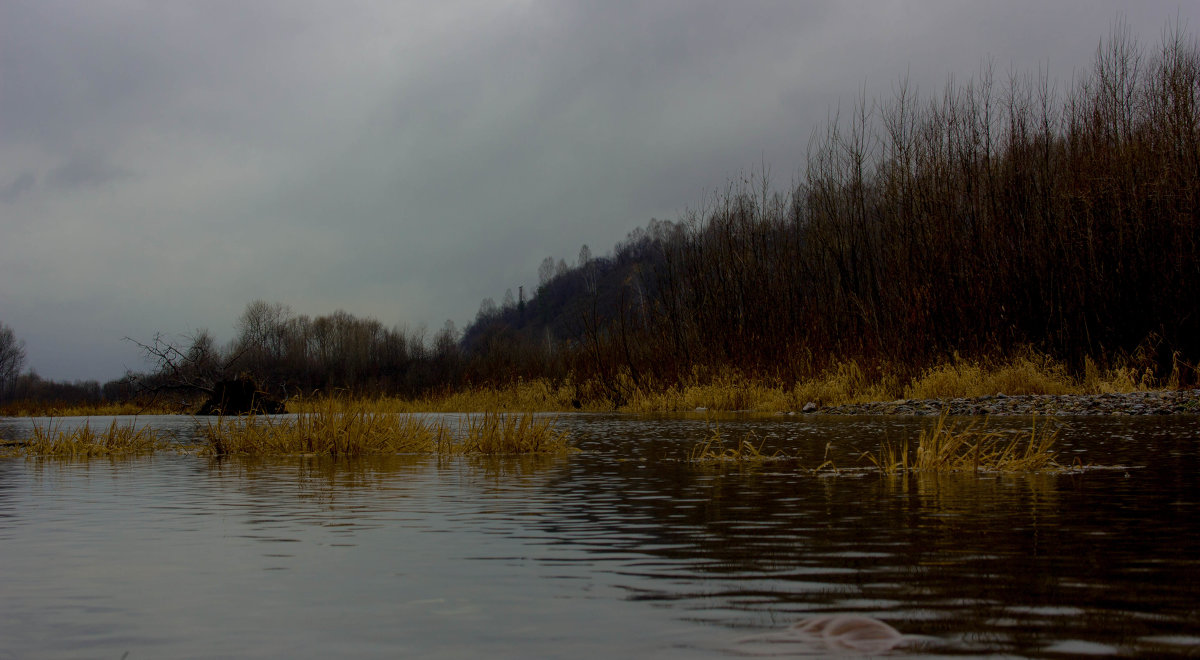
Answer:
(790, 361, 903, 408)
(903, 351, 1161, 400)
(864, 413, 1061, 474)
(1082, 357, 1151, 393)
(203, 407, 443, 457)
(689, 421, 785, 463)
(626, 363, 903, 413)
(202, 403, 573, 457)
(905, 354, 1075, 399)
(441, 412, 573, 455)
(283, 349, 1170, 418)
(6, 421, 167, 457)
(625, 368, 790, 413)
(0, 400, 178, 417)
(305, 379, 585, 414)
(447, 380, 580, 411)
(625, 352, 1159, 411)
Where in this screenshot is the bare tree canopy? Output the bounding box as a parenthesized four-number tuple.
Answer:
(0, 322, 27, 398)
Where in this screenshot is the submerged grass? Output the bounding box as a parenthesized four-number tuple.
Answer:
(201, 401, 573, 457)
(3, 421, 168, 457)
(689, 420, 785, 463)
(864, 413, 1061, 474)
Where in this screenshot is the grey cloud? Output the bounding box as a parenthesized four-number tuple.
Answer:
(46, 155, 131, 190)
(0, 172, 36, 204)
(2, 0, 1199, 381)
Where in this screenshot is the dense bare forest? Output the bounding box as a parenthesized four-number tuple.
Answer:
(465, 22, 1200, 400)
(4, 22, 1199, 409)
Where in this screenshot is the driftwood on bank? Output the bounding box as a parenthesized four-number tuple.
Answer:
(125, 333, 285, 415)
(195, 377, 285, 416)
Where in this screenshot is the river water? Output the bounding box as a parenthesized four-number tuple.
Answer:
(1, 413, 1198, 658)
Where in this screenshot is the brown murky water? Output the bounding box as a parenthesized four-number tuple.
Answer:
(1, 413, 1198, 658)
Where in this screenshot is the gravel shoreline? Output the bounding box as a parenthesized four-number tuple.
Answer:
(800, 389, 1200, 416)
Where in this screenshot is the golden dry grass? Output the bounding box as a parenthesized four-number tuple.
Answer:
(790, 361, 903, 408)
(689, 420, 786, 463)
(201, 401, 573, 457)
(864, 413, 1061, 474)
(903, 351, 1156, 400)
(6, 352, 1159, 424)
(622, 352, 1151, 413)
(0, 400, 180, 417)
(203, 407, 443, 457)
(3, 421, 168, 457)
(623, 363, 900, 413)
(626, 376, 782, 413)
(441, 411, 573, 455)
(292, 380, 589, 414)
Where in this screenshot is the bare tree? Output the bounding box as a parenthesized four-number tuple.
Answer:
(127, 328, 287, 414)
(578, 244, 597, 294)
(236, 300, 292, 355)
(0, 322, 27, 400)
(126, 329, 228, 397)
(231, 300, 293, 383)
(476, 297, 498, 322)
(538, 256, 556, 288)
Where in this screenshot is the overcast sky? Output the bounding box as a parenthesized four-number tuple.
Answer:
(2, 1, 1197, 382)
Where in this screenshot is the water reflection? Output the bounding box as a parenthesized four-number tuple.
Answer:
(0, 413, 1198, 657)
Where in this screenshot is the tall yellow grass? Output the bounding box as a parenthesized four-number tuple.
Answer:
(201, 402, 573, 457)
(627, 351, 1159, 413)
(441, 411, 573, 455)
(4, 421, 167, 456)
(689, 421, 784, 463)
(0, 400, 180, 417)
(903, 352, 1149, 399)
(203, 408, 443, 456)
(864, 413, 1061, 474)
(2, 352, 1160, 423)
(292, 379, 588, 414)
(623, 363, 901, 413)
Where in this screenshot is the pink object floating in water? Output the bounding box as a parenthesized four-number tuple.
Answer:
(739, 614, 909, 655)
(789, 615, 906, 654)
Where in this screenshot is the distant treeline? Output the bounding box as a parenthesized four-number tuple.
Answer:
(126, 303, 465, 403)
(0, 321, 134, 407)
(465, 22, 1200, 397)
(6, 21, 1199, 408)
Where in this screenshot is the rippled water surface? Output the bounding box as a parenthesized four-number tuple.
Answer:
(1, 413, 1199, 658)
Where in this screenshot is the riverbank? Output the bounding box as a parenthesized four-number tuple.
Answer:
(803, 389, 1200, 417)
(3, 355, 1194, 418)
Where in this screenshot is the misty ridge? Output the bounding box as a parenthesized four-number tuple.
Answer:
(3, 19, 1200, 411)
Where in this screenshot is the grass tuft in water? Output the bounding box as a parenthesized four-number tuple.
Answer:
(441, 412, 573, 455)
(202, 402, 572, 457)
(203, 408, 442, 457)
(689, 422, 784, 463)
(865, 413, 1061, 474)
(7, 421, 167, 457)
